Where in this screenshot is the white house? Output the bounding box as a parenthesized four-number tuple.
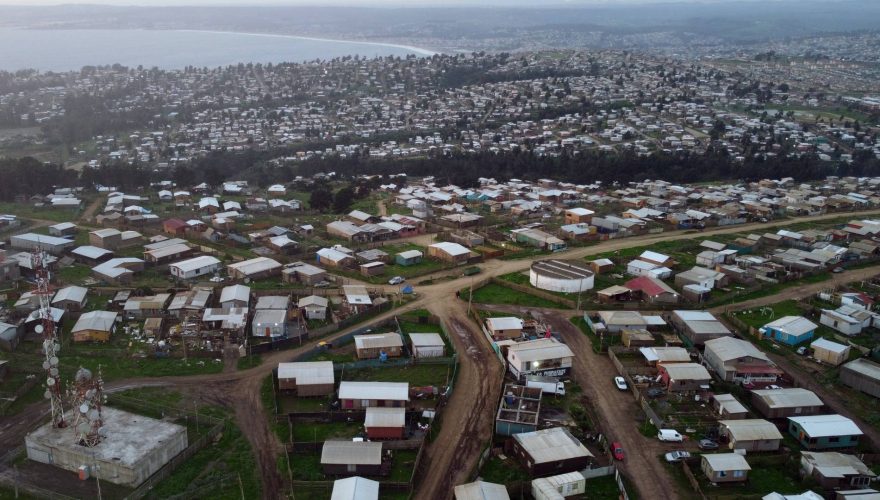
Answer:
(820, 309, 862, 336)
(169, 255, 222, 280)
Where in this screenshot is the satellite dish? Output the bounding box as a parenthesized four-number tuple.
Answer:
(86, 389, 95, 398)
(35, 325, 44, 334)
(49, 368, 58, 377)
(44, 391, 51, 400)
(80, 404, 89, 414)
(77, 422, 90, 434)
(46, 378, 55, 386)
(50, 357, 59, 366)
(88, 409, 100, 420)
(42, 361, 50, 370)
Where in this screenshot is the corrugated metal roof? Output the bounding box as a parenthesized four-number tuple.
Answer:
(453, 481, 511, 500)
(660, 362, 711, 381)
(331, 476, 379, 500)
(338, 381, 409, 401)
(513, 427, 592, 464)
(72, 311, 118, 333)
(842, 358, 880, 380)
(278, 361, 334, 386)
(720, 419, 783, 441)
(752, 388, 823, 409)
(507, 339, 574, 363)
(789, 415, 863, 438)
(705, 337, 770, 363)
(702, 453, 751, 471)
(810, 338, 848, 354)
(354, 332, 403, 350)
(364, 407, 405, 428)
(486, 317, 523, 331)
(321, 441, 382, 465)
(764, 316, 817, 337)
(409, 333, 444, 347)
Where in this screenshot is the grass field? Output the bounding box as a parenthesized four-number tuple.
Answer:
(462, 283, 566, 309)
(344, 363, 452, 387)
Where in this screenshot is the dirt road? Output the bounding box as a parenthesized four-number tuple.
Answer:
(487, 306, 682, 500)
(411, 300, 504, 500)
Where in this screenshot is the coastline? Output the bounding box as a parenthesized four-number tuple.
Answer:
(173, 29, 439, 57)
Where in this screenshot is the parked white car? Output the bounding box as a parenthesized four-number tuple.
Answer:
(613, 376, 628, 391)
(388, 276, 405, 285)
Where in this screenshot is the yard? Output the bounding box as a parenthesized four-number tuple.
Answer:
(343, 362, 452, 387)
(462, 283, 567, 309)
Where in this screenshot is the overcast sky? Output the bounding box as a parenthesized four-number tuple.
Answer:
(0, 0, 726, 5)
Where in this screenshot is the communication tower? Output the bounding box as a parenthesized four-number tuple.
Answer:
(32, 249, 66, 428)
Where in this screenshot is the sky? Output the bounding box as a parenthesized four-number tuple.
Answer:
(0, 0, 731, 5)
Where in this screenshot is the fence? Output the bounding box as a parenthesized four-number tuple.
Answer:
(680, 461, 709, 500)
(0, 372, 39, 416)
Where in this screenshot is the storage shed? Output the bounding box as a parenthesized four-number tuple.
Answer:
(71, 311, 119, 342)
(277, 361, 334, 396)
(810, 338, 850, 366)
(657, 362, 712, 392)
(531, 472, 586, 500)
(409, 333, 445, 359)
(298, 295, 330, 321)
(364, 407, 406, 440)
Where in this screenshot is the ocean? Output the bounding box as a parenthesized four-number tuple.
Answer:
(0, 28, 434, 72)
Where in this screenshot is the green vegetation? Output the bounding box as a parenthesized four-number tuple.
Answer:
(732, 300, 805, 329)
(583, 475, 628, 500)
(638, 420, 659, 438)
(344, 363, 452, 387)
(478, 455, 529, 484)
(292, 421, 362, 442)
(462, 283, 566, 309)
(237, 354, 262, 370)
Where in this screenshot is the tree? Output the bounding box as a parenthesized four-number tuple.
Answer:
(332, 186, 355, 213)
(309, 186, 333, 212)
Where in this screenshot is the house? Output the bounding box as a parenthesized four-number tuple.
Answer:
(123, 293, 171, 319)
(506, 338, 574, 380)
(48, 222, 77, 237)
(71, 311, 119, 342)
(0, 322, 23, 352)
(762, 316, 818, 346)
(596, 311, 647, 333)
(298, 295, 329, 321)
(88, 228, 142, 250)
(162, 218, 188, 237)
(512, 228, 566, 252)
(364, 407, 406, 440)
(820, 309, 863, 336)
(455, 481, 511, 500)
(92, 258, 144, 285)
(169, 256, 222, 280)
(355, 249, 389, 264)
(810, 338, 850, 366)
(0, 251, 20, 285)
(839, 358, 880, 399)
(353, 332, 403, 360)
(718, 419, 783, 451)
(252, 309, 287, 339)
(277, 361, 334, 396)
(409, 333, 445, 359)
(227, 257, 282, 280)
(674, 267, 728, 290)
(639, 346, 691, 366)
(789, 415, 864, 450)
(267, 235, 298, 255)
(657, 363, 712, 392)
(320, 441, 385, 477)
(331, 476, 380, 500)
(485, 317, 524, 340)
(395, 250, 423, 266)
(337, 381, 409, 409)
(589, 258, 614, 274)
(202, 307, 248, 333)
(670, 310, 733, 346)
(359, 261, 385, 277)
(283, 262, 328, 285)
(624, 276, 679, 304)
(564, 208, 594, 224)
(509, 427, 593, 477)
(10, 233, 74, 255)
(143, 242, 193, 264)
(220, 285, 250, 309)
(167, 288, 213, 319)
(70, 246, 113, 265)
(639, 250, 674, 267)
(751, 388, 824, 419)
(703, 337, 782, 383)
(342, 285, 372, 313)
(711, 394, 749, 420)
(701, 453, 750, 484)
(316, 248, 356, 268)
(531, 472, 586, 500)
(51, 286, 88, 313)
(800, 452, 877, 490)
(427, 242, 472, 264)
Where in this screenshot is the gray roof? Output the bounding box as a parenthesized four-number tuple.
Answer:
(321, 441, 382, 465)
(72, 311, 118, 333)
(453, 481, 511, 500)
(720, 419, 783, 441)
(338, 381, 409, 401)
(752, 388, 823, 409)
(702, 453, 751, 471)
(842, 358, 880, 381)
(409, 333, 444, 347)
(255, 296, 289, 310)
(331, 476, 379, 500)
(512, 427, 592, 464)
(277, 361, 334, 385)
(364, 407, 405, 428)
(52, 286, 88, 305)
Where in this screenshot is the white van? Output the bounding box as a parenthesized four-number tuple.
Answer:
(657, 429, 683, 442)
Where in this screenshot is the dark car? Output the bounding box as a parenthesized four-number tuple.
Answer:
(698, 439, 719, 451)
(646, 388, 666, 398)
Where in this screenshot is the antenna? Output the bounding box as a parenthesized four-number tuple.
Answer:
(32, 248, 66, 429)
(69, 366, 104, 447)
